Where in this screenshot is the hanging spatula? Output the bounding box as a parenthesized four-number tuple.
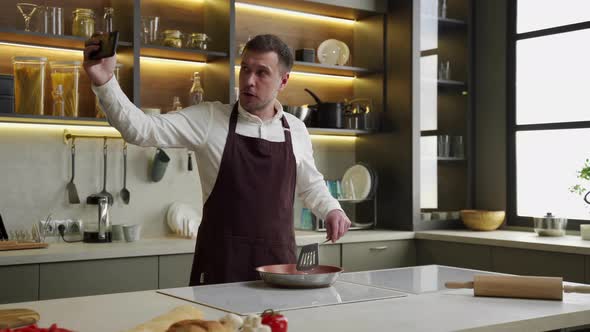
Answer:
(66, 139, 80, 204)
(296, 239, 330, 271)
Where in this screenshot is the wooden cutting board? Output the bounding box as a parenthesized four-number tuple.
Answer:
(0, 241, 48, 251)
(0, 309, 40, 328)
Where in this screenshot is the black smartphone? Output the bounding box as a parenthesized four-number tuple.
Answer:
(89, 31, 119, 60)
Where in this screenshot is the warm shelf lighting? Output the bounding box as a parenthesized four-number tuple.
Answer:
(0, 41, 81, 54)
(141, 56, 207, 66)
(233, 66, 354, 80)
(235, 2, 355, 25)
(310, 135, 357, 143)
(0, 121, 117, 134)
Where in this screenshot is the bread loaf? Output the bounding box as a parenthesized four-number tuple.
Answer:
(166, 319, 232, 332)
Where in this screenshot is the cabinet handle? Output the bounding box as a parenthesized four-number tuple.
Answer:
(369, 246, 388, 251)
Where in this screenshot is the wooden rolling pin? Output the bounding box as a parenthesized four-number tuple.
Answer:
(445, 275, 590, 301)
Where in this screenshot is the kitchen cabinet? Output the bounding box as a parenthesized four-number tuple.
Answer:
(39, 256, 158, 300)
(417, 239, 587, 283)
(416, 239, 492, 271)
(0, 264, 38, 304)
(158, 254, 193, 289)
(342, 240, 415, 272)
(492, 247, 585, 283)
(0, 0, 385, 136)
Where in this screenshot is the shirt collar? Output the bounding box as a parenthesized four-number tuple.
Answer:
(237, 100, 284, 124)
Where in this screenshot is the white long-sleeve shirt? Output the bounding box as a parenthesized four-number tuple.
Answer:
(92, 77, 341, 220)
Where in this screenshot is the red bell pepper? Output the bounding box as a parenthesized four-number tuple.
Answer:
(261, 309, 288, 332)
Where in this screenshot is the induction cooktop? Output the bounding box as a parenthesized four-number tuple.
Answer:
(338, 265, 499, 294)
(158, 280, 407, 315)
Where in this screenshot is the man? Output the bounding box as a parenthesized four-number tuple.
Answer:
(84, 34, 351, 285)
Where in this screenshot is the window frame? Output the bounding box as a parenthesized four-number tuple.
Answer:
(507, 1, 590, 229)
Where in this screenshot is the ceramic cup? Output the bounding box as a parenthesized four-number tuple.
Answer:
(111, 224, 124, 241)
(432, 211, 448, 220)
(580, 224, 590, 241)
(123, 224, 142, 242)
(420, 212, 431, 221)
(151, 148, 170, 182)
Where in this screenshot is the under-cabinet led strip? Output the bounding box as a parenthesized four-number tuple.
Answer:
(235, 2, 356, 25)
(233, 66, 355, 80)
(140, 56, 206, 66)
(0, 41, 81, 54)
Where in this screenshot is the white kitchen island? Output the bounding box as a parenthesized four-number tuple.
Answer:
(2, 265, 590, 332)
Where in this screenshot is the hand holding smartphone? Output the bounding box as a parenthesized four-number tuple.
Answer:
(88, 31, 119, 60)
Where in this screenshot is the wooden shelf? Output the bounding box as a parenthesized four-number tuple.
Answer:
(307, 127, 372, 136)
(0, 114, 110, 126)
(292, 61, 374, 77)
(438, 79, 466, 87)
(140, 45, 227, 63)
(438, 157, 466, 161)
(0, 28, 132, 50)
(438, 17, 467, 28)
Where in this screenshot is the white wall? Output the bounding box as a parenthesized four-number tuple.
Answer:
(0, 124, 355, 238)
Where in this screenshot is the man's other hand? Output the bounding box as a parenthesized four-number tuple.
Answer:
(325, 210, 351, 243)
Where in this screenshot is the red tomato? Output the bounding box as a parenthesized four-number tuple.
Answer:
(260, 309, 288, 332)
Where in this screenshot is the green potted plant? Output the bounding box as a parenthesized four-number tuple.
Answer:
(570, 159, 590, 204)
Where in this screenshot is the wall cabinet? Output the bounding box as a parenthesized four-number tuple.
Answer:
(0, 0, 385, 136)
(0, 264, 39, 304)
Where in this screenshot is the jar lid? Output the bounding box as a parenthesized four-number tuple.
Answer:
(163, 30, 182, 38)
(73, 8, 95, 16)
(50, 60, 82, 67)
(189, 33, 208, 40)
(12, 56, 48, 63)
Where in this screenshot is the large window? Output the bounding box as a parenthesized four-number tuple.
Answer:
(509, 1, 590, 228)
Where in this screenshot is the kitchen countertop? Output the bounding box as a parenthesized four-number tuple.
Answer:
(416, 229, 590, 256)
(3, 228, 590, 266)
(2, 265, 590, 332)
(0, 230, 415, 265)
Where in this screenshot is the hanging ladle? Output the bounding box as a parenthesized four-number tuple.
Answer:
(90, 138, 114, 205)
(120, 142, 130, 204)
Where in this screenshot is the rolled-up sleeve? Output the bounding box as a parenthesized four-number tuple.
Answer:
(92, 76, 212, 149)
(296, 132, 342, 220)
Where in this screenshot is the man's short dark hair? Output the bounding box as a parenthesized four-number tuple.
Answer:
(243, 34, 293, 73)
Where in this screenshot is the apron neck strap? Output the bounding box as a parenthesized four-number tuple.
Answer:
(230, 102, 292, 142)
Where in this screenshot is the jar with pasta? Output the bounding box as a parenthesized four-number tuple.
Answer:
(50, 61, 81, 117)
(72, 8, 95, 38)
(12, 56, 47, 115)
(95, 63, 122, 118)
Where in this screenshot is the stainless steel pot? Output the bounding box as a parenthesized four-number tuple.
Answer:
(534, 212, 567, 237)
(283, 105, 311, 122)
(256, 264, 342, 288)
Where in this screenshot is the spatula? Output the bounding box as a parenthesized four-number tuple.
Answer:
(296, 239, 330, 271)
(66, 139, 80, 204)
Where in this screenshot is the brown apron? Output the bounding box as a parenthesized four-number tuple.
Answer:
(189, 103, 297, 285)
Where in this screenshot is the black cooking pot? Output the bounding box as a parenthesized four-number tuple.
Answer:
(304, 88, 343, 129)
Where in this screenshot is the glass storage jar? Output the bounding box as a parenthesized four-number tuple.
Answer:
(95, 63, 122, 118)
(162, 30, 182, 48)
(186, 33, 209, 50)
(72, 8, 95, 38)
(12, 56, 47, 115)
(49, 61, 81, 117)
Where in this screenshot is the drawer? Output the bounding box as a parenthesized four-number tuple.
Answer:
(159, 254, 193, 289)
(342, 240, 415, 272)
(416, 240, 493, 271)
(40, 256, 158, 300)
(0, 264, 39, 304)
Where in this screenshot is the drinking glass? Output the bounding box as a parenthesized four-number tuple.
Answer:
(17, 3, 38, 32)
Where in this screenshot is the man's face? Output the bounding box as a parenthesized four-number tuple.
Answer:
(239, 50, 289, 112)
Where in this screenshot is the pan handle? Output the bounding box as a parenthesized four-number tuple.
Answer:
(304, 88, 322, 104)
(445, 281, 474, 289)
(564, 285, 590, 293)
